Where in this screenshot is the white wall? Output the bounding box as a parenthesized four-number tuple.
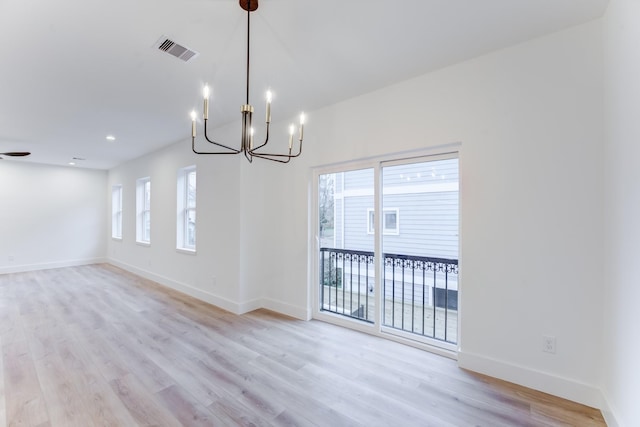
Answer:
(0, 161, 107, 273)
(108, 20, 605, 410)
(603, 1, 640, 425)
(107, 137, 246, 313)
(251, 20, 605, 407)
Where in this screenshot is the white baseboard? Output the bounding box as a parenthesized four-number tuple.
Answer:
(261, 297, 311, 320)
(108, 259, 249, 315)
(237, 298, 263, 314)
(107, 260, 311, 320)
(0, 257, 107, 275)
(458, 350, 605, 411)
(600, 393, 619, 427)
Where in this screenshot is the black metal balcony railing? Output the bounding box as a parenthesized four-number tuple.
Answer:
(320, 248, 376, 323)
(320, 247, 458, 344)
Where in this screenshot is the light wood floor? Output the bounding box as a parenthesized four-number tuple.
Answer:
(0, 264, 605, 426)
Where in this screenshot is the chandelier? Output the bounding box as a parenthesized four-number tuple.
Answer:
(190, 0, 305, 163)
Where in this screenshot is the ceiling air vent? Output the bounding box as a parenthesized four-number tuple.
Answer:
(154, 36, 199, 62)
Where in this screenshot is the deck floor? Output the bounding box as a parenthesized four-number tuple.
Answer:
(322, 285, 458, 343)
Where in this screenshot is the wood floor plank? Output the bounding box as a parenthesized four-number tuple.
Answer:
(54, 339, 140, 427)
(2, 340, 50, 426)
(0, 265, 607, 426)
(155, 384, 227, 426)
(32, 348, 91, 427)
(109, 374, 182, 427)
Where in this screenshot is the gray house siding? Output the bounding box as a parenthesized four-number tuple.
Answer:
(382, 191, 458, 259)
(326, 158, 459, 309)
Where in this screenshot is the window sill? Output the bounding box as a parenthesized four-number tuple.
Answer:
(176, 247, 196, 255)
(136, 241, 151, 247)
(111, 237, 123, 242)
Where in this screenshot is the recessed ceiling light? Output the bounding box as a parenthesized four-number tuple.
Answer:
(68, 161, 76, 166)
(106, 135, 116, 141)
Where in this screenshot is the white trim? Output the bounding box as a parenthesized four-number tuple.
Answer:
(136, 177, 151, 244)
(600, 394, 619, 427)
(367, 207, 399, 235)
(111, 184, 123, 239)
(261, 297, 311, 320)
(457, 350, 605, 410)
(108, 259, 246, 314)
(380, 325, 457, 352)
(175, 247, 196, 255)
(0, 258, 107, 275)
(107, 259, 308, 318)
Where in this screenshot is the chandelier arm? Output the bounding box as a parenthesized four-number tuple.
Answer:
(192, 137, 242, 155)
(250, 152, 292, 164)
(244, 149, 254, 163)
(202, 119, 242, 153)
(250, 140, 303, 158)
(249, 124, 270, 151)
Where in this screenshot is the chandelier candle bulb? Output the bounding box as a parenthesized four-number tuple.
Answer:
(203, 85, 210, 120)
(191, 111, 197, 137)
(288, 124, 294, 149)
(266, 90, 272, 123)
(299, 113, 305, 140)
(250, 127, 254, 149)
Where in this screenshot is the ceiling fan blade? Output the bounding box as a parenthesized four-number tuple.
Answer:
(0, 152, 31, 156)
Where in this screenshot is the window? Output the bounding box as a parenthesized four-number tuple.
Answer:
(136, 177, 151, 244)
(367, 208, 399, 235)
(111, 185, 123, 239)
(177, 166, 196, 251)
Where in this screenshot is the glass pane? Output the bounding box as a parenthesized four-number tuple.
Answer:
(143, 211, 151, 242)
(187, 171, 196, 208)
(384, 211, 397, 231)
(186, 208, 196, 247)
(144, 181, 151, 210)
(318, 168, 375, 323)
(382, 158, 459, 344)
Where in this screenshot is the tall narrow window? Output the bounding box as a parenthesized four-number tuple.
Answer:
(177, 166, 196, 251)
(136, 177, 151, 244)
(111, 185, 123, 239)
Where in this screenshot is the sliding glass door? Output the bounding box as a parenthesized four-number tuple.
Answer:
(315, 153, 459, 350)
(318, 168, 376, 322)
(381, 156, 459, 345)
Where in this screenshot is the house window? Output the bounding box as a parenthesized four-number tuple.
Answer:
(136, 177, 151, 244)
(111, 185, 122, 239)
(367, 208, 399, 235)
(177, 166, 196, 252)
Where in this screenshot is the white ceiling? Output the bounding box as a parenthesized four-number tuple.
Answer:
(0, 0, 608, 170)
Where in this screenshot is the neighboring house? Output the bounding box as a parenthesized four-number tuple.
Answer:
(321, 158, 459, 310)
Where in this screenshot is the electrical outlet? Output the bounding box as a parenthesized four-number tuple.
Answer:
(543, 335, 556, 354)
